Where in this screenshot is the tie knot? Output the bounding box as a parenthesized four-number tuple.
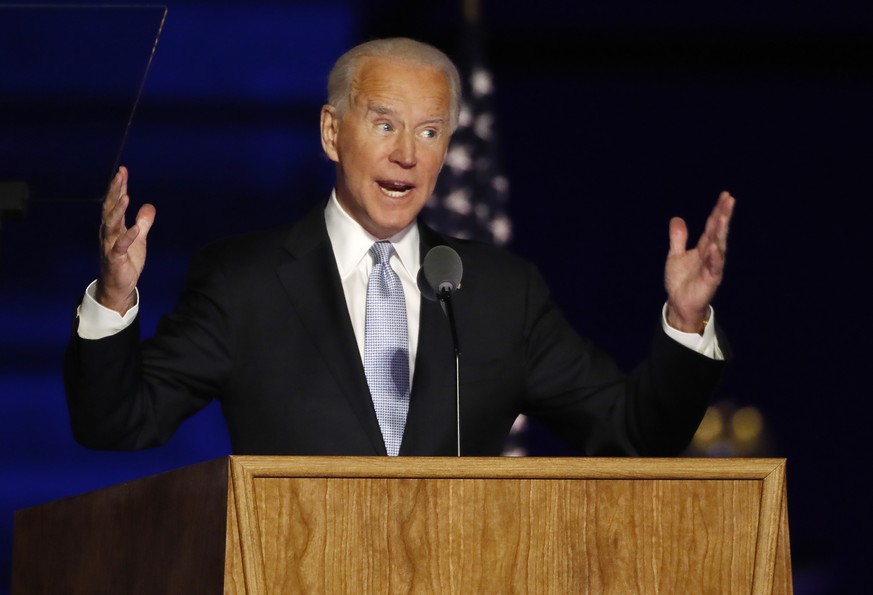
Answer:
(370, 241, 394, 264)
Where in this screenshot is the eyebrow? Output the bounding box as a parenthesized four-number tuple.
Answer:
(367, 103, 448, 127)
(368, 104, 395, 117)
(420, 115, 449, 127)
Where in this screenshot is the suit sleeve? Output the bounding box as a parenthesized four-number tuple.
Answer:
(518, 263, 728, 456)
(64, 247, 234, 450)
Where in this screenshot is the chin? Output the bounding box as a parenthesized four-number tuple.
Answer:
(370, 214, 415, 237)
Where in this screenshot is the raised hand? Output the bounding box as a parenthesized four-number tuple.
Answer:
(95, 166, 156, 315)
(664, 191, 735, 333)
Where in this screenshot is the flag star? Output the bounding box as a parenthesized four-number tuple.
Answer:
(446, 189, 472, 215)
(474, 113, 494, 140)
(490, 215, 512, 246)
(470, 67, 493, 97)
(444, 144, 473, 172)
(458, 102, 473, 128)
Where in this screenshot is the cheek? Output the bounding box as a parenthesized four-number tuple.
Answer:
(349, 144, 387, 174)
(422, 153, 446, 178)
(342, 153, 372, 185)
(427, 141, 449, 168)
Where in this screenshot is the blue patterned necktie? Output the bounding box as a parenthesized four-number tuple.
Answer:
(364, 241, 410, 456)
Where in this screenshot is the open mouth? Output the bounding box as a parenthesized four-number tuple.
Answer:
(378, 180, 415, 198)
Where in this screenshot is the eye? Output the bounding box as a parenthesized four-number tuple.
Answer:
(377, 122, 393, 133)
(420, 128, 438, 139)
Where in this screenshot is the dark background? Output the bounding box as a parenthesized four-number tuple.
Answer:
(2, 1, 871, 592)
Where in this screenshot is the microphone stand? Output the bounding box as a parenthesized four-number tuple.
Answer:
(438, 288, 461, 456)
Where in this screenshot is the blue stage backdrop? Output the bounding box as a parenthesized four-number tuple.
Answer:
(2, 1, 872, 593)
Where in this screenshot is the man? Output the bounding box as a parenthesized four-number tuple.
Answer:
(65, 37, 735, 456)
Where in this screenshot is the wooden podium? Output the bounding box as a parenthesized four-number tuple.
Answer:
(13, 457, 792, 594)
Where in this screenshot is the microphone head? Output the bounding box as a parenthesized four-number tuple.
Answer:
(418, 245, 463, 301)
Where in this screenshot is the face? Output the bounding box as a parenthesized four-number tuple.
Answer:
(320, 56, 452, 238)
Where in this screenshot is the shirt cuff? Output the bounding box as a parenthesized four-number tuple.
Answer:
(661, 303, 724, 360)
(76, 280, 139, 340)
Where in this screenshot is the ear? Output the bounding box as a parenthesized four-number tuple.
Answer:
(320, 105, 340, 162)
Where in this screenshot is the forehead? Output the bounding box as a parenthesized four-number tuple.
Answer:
(350, 56, 450, 116)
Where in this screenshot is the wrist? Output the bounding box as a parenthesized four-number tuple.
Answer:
(666, 304, 711, 335)
(95, 282, 137, 316)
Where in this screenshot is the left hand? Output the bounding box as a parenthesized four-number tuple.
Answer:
(664, 191, 736, 333)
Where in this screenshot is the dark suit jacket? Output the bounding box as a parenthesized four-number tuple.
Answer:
(65, 204, 727, 456)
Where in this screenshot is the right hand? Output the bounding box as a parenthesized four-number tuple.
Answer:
(96, 166, 156, 315)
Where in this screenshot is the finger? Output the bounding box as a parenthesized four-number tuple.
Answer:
(111, 225, 140, 257)
(668, 217, 688, 256)
(703, 240, 725, 280)
(718, 190, 735, 234)
(102, 166, 127, 211)
(101, 192, 130, 241)
(108, 204, 155, 257)
(118, 165, 128, 197)
(101, 169, 129, 235)
(710, 191, 735, 252)
(712, 191, 735, 224)
(698, 191, 735, 250)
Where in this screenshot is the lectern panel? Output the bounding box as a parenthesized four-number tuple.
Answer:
(248, 475, 763, 594)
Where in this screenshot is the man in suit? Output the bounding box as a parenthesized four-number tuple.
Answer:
(65, 38, 735, 457)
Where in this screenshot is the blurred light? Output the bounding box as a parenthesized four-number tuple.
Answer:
(731, 406, 763, 443)
(693, 405, 723, 446)
(510, 414, 528, 433)
(501, 414, 528, 456)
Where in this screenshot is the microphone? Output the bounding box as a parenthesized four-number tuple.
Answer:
(417, 245, 463, 301)
(418, 245, 463, 456)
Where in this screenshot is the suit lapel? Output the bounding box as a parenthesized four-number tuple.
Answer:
(275, 206, 387, 455)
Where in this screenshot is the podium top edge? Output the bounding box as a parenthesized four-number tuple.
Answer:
(225, 456, 787, 480)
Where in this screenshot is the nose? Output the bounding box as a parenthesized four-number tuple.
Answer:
(389, 132, 416, 168)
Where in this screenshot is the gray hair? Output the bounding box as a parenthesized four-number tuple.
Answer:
(326, 37, 462, 132)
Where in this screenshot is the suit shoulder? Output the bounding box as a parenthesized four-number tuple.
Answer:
(445, 237, 538, 278)
(197, 203, 325, 267)
(196, 225, 286, 262)
(188, 222, 308, 285)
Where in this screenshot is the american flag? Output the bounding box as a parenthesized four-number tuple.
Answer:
(423, 21, 528, 455)
(424, 22, 512, 248)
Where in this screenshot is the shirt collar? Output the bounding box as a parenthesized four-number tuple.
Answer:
(324, 190, 420, 281)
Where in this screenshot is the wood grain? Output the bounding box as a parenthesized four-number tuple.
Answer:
(11, 457, 791, 594)
(12, 457, 229, 594)
(229, 457, 790, 594)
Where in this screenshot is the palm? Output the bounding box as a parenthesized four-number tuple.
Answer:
(664, 192, 735, 332)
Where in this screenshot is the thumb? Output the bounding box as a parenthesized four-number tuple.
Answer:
(668, 216, 688, 256)
(134, 203, 157, 238)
